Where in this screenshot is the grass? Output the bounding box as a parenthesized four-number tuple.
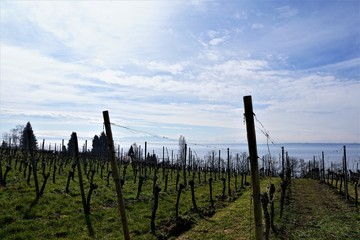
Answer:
(277, 179, 360, 240)
(177, 178, 360, 240)
(1, 153, 359, 239)
(0, 154, 248, 239)
(177, 178, 281, 240)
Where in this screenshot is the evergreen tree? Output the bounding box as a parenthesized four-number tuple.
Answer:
(67, 133, 77, 156)
(91, 134, 101, 157)
(20, 122, 38, 151)
(91, 132, 108, 160)
(99, 132, 108, 160)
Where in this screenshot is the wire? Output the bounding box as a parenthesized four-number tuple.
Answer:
(109, 122, 232, 153)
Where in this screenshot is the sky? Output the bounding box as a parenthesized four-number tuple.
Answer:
(0, 0, 359, 149)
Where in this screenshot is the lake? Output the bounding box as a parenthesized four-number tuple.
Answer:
(118, 142, 360, 171)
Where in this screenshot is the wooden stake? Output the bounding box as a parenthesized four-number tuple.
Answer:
(281, 146, 284, 178)
(28, 128, 40, 199)
(227, 148, 231, 196)
(343, 145, 348, 200)
(322, 151, 325, 181)
(103, 111, 130, 240)
(243, 95, 263, 240)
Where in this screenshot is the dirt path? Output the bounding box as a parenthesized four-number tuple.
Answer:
(280, 179, 360, 240)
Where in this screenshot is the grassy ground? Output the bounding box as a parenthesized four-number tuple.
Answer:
(177, 178, 360, 240)
(1, 154, 359, 240)
(0, 156, 247, 240)
(277, 179, 360, 240)
(177, 178, 281, 240)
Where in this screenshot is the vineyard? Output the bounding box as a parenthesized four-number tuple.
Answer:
(0, 109, 359, 240)
(0, 144, 256, 239)
(0, 141, 359, 239)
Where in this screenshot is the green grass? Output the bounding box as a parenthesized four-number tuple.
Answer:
(1, 154, 359, 239)
(0, 155, 247, 239)
(177, 178, 360, 240)
(177, 178, 281, 240)
(277, 179, 360, 240)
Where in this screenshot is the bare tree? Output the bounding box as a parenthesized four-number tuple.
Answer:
(178, 135, 186, 166)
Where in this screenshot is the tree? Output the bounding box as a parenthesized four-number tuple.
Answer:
(1, 140, 8, 148)
(99, 132, 108, 160)
(128, 143, 140, 161)
(178, 135, 187, 187)
(178, 135, 186, 165)
(91, 135, 101, 157)
(67, 133, 77, 156)
(10, 125, 24, 147)
(91, 132, 108, 160)
(20, 122, 37, 151)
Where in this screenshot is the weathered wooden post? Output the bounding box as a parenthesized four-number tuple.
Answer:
(183, 144, 187, 188)
(322, 151, 325, 181)
(281, 146, 285, 178)
(209, 177, 214, 208)
(244, 95, 263, 240)
(227, 148, 231, 196)
(0, 149, 3, 186)
(72, 132, 94, 236)
(162, 146, 165, 181)
(218, 150, 221, 181)
(28, 128, 40, 199)
(343, 145, 348, 200)
(103, 110, 130, 240)
(144, 141, 147, 179)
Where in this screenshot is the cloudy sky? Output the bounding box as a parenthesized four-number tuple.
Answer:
(1, 0, 359, 147)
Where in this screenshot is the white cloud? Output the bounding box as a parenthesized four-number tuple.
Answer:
(251, 23, 264, 30)
(1, 1, 359, 145)
(276, 6, 298, 18)
(209, 36, 227, 46)
(135, 60, 188, 75)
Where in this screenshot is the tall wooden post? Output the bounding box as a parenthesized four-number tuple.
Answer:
(28, 129, 40, 199)
(281, 146, 284, 177)
(145, 141, 147, 178)
(218, 150, 221, 180)
(227, 148, 231, 196)
(322, 151, 325, 181)
(183, 144, 187, 187)
(243, 95, 263, 240)
(343, 145, 348, 200)
(103, 111, 130, 240)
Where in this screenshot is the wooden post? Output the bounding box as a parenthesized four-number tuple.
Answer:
(183, 144, 187, 187)
(244, 95, 263, 240)
(218, 150, 221, 180)
(162, 146, 165, 181)
(227, 148, 231, 196)
(322, 151, 325, 181)
(73, 132, 94, 236)
(145, 141, 147, 179)
(73, 133, 88, 210)
(28, 128, 40, 199)
(343, 145, 348, 200)
(103, 111, 130, 240)
(281, 146, 284, 177)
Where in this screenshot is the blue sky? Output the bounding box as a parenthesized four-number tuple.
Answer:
(0, 0, 359, 148)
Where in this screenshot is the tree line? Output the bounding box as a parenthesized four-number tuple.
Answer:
(1, 122, 109, 159)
